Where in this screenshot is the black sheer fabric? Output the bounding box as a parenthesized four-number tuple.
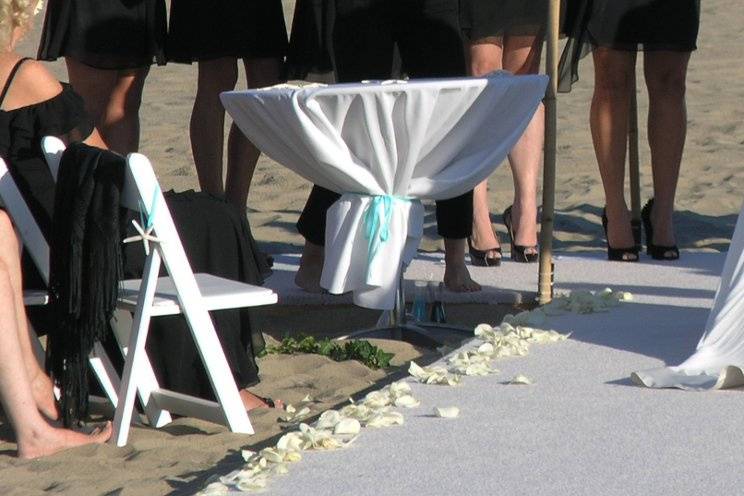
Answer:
(167, 0, 288, 63)
(587, 0, 700, 52)
(37, 0, 167, 69)
(286, 0, 337, 81)
(460, 0, 549, 40)
(558, 0, 700, 93)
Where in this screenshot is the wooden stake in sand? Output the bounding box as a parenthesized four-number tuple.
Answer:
(628, 74, 642, 242)
(538, 0, 561, 304)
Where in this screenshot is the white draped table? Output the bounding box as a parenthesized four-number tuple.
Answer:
(633, 200, 744, 390)
(222, 73, 548, 309)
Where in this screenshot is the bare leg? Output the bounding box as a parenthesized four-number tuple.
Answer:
(467, 34, 542, 257)
(443, 238, 481, 292)
(590, 48, 637, 250)
(0, 215, 57, 420)
(66, 59, 149, 154)
(295, 241, 325, 293)
(468, 39, 504, 259)
(191, 57, 239, 196)
(224, 58, 284, 209)
(0, 215, 111, 459)
(643, 51, 691, 252)
(502, 34, 543, 254)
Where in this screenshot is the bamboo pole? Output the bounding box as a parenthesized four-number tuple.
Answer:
(537, 0, 561, 305)
(628, 74, 642, 244)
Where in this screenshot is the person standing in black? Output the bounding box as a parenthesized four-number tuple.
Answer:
(289, 0, 481, 293)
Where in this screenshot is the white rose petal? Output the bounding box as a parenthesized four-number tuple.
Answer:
(363, 390, 392, 408)
(315, 410, 342, 430)
(394, 394, 421, 408)
(277, 432, 306, 452)
(260, 448, 285, 464)
(510, 374, 534, 385)
(434, 406, 460, 418)
(366, 411, 404, 428)
(333, 418, 361, 435)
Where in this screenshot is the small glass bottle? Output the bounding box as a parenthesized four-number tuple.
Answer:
(428, 282, 446, 323)
(411, 280, 428, 322)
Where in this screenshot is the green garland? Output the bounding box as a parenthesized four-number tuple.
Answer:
(262, 334, 394, 370)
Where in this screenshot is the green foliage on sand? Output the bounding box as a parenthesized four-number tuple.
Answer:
(263, 334, 394, 370)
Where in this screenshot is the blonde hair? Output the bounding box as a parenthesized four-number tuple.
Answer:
(0, 0, 36, 50)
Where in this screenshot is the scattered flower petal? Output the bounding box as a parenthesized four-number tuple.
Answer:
(393, 394, 421, 408)
(434, 407, 460, 418)
(510, 374, 534, 385)
(333, 418, 361, 435)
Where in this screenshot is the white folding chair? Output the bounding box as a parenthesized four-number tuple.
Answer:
(42, 136, 278, 446)
(0, 157, 120, 401)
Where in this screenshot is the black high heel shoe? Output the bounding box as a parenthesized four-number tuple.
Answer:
(467, 236, 502, 267)
(503, 205, 538, 263)
(601, 208, 639, 262)
(641, 198, 680, 260)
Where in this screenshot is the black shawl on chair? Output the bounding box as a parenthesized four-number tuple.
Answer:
(48, 142, 125, 426)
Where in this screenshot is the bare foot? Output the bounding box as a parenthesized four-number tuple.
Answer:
(443, 259, 482, 292)
(30, 372, 59, 421)
(294, 241, 324, 293)
(17, 421, 112, 459)
(240, 389, 284, 412)
(443, 238, 482, 292)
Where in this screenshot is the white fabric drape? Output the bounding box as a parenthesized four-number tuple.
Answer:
(632, 201, 744, 389)
(221, 74, 547, 309)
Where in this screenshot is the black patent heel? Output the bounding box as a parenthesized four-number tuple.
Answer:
(502, 206, 538, 263)
(641, 199, 680, 261)
(601, 208, 639, 262)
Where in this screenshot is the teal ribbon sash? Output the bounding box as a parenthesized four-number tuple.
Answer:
(362, 194, 412, 281)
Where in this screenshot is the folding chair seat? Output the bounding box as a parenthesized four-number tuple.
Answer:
(42, 136, 277, 447)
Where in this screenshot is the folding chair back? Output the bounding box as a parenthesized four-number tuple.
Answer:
(42, 137, 277, 446)
(0, 158, 50, 286)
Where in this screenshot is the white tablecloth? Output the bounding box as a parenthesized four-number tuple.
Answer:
(222, 73, 548, 309)
(632, 201, 744, 390)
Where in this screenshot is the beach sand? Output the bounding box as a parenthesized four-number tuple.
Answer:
(1, 1, 742, 494)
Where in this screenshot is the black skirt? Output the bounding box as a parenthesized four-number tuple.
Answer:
(587, 0, 700, 51)
(37, 0, 167, 69)
(167, 0, 289, 63)
(459, 0, 548, 40)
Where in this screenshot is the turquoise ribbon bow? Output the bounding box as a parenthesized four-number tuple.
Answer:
(138, 185, 161, 230)
(363, 195, 410, 281)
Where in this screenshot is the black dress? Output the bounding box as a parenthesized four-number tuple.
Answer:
(587, 0, 700, 52)
(0, 84, 93, 291)
(37, 0, 167, 69)
(459, 0, 548, 40)
(167, 0, 289, 63)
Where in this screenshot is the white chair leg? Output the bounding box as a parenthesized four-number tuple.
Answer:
(31, 332, 46, 368)
(89, 343, 121, 407)
(112, 250, 163, 447)
(180, 303, 254, 435)
(111, 310, 171, 428)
